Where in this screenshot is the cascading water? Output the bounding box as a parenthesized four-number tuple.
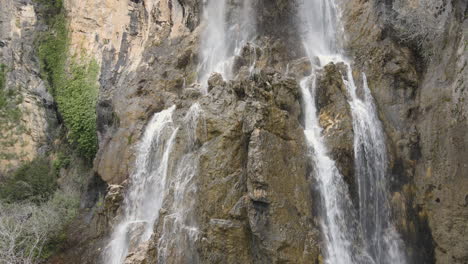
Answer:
(198, 0, 255, 89)
(301, 76, 372, 264)
(103, 106, 178, 264)
(298, 0, 406, 263)
(157, 103, 204, 264)
(103, 104, 204, 264)
(344, 70, 407, 263)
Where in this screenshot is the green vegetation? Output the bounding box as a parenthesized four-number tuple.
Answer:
(0, 64, 24, 157)
(0, 189, 80, 262)
(56, 61, 99, 159)
(53, 151, 71, 171)
(0, 153, 84, 262)
(33, 0, 64, 25)
(37, 5, 99, 160)
(0, 64, 6, 90)
(0, 158, 57, 203)
(0, 1, 97, 262)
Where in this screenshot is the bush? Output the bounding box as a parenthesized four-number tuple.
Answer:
(0, 190, 79, 263)
(0, 158, 57, 203)
(37, 13, 67, 96)
(53, 152, 71, 171)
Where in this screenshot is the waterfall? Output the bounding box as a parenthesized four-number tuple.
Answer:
(300, 76, 371, 264)
(104, 106, 178, 264)
(198, 0, 255, 90)
(298, 0, 406, 263)
(156, 103, 204, 263)
(103, 104, 204, 264)
(344, 70, 407, 263)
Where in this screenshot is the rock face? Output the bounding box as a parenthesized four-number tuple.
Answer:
(0, 0, 56, 173)
(315, 63, 355, 197)
(343, 0, 468, 263)
(1, 0, 466, 264)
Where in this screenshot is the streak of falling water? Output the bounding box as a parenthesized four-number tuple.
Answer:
(343, 69, 407, 264)
(198, 0, 255, 91)
(298, 0, 343, 66)
(300, 76, 371, 264)
(157, 103, 204, 264)
(299, 0, 406, 263)
(103, 106, 178, 264)
(298, 0, 363, 262)
(103, 104, 205, 264)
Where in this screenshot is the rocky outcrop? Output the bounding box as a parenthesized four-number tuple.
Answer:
(315, 63, 355, 196)
(191, 68, 318, 263)
(115, 51, 321, 264)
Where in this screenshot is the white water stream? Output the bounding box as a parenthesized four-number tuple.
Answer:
(103, 104, 204, 264)
(198, 0, 255, 90)
(104, 106, 178, 264)
(299, 0, 406, 263)
(102, 0, 406, 263)
(344, 69, 407, 263)
(156, 103, 204, 264)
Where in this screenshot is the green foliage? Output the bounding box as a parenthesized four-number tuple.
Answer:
(33, 0, 64, 25)
(57, 61, 99, 159)
(0, 64, 6, 90)
(37, 14, 68, 96)
(0, 158, 58, 203)
(37, 10, 99, 160)
(53, 152, 71, 171)
(39, 190, 80, 259)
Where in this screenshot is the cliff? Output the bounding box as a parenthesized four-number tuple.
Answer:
(0, 0, 466, 263)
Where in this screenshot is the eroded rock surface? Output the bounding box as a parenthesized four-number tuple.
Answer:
(0, 0, 56, 173)
(343, 0, 468, 263)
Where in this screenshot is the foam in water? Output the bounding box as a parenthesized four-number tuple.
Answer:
(300, 76, 371, 264)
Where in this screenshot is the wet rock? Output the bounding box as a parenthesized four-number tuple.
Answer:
(207, 72, 225, 92)
(315, 62, 356, 199)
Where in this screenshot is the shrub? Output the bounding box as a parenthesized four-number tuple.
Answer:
(53, 152, 71, 171)
(37, 13, 68, 96)
(0, 190, 79, 263)
(0, 158, 57, 203)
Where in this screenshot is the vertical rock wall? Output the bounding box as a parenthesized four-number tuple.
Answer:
(0, 0, 56, 173)
(343, 0, 468, 263)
